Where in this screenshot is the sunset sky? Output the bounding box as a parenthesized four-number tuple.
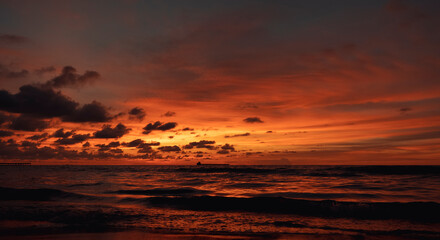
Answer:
(1, 0, 439, 165)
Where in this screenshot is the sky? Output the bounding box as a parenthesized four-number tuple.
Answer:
(0, 0, 440, 165)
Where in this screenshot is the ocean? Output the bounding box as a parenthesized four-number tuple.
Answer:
(0, 165, 439, 239)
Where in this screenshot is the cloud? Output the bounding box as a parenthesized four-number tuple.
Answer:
(225, 132, 250, 138)
(128, 107, 146, 121)
(162, 111, 176, 117)
(0, 64, 29, 79)
(54, 133, 90, 145)
(221, 144, 235, 151)
(182, 127, 194, 131)
(52, 128, 73, 138)
(183, 140, 216, 150)
(217, 149, 230, 154)
(63, 101, 113, 122)
(0, 85, 79, 118)
(95, 141, 120, 151)
(143, 121, 177, 134)
(123, 139, 145, 147)
(21, 140, 40, 148)
(26, 133, 49, 141)
(0, 112, 11, 125)
(9, 115, 50, 131)
(243, 117, 263, 123)
(158, 145, 181, 152)
(0, 34, 29, 44)
(400, 107, 412, 113)
(0, 84, 114, 123)
(44, 66, 100, 88)
(0, 130, 14, 137)
(34, 66, 56, 75)
(94, 123, 131, 138)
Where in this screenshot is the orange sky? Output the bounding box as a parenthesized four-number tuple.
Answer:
(1, 0, 440, 164)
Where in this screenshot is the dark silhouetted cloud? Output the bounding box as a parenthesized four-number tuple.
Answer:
(95, 141, 120, 151)
(52, 128, 73, 138)
(0, 130, 13, 137)
(182, 127, 194, 131)
(128, 107, 146, 121)
(225, 132, 250, 138)
(183, 140, 216, 150)
(26, 133, 49, 141)
(400, 107, 412, 113)
(221, 143, 235, 151)
(0, 85, 79, 118)
(44, 66, 100, 88)
(34, 66, 56, 75)
(123, 139, 144, 147)
(9, 115, 50, 131)
(143, 121, 177, 134)
(158, 145, 181, 152)
(63, 101, 113, 122)
(94, 123, 131, 138)
(0, 64, 28, 79)
(163, 111, 176, 117)
(54, 133, 90, 145)
(217, 149, 230, 154)
(243, 117, 263, 123)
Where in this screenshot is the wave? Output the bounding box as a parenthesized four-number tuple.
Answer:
(111, 187, 212, 196)
(171, 165, 440, 177)
(141, 196, 440, 222)
(0, 186, 95, 201)
(67, 182, 103, 187)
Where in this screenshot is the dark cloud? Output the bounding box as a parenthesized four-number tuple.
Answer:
(183, 140, 216, 150)
(94, 123, 131, 138)
(44, 66, 100, 88)
(63, 101, 113, 123)
(143, 121, 177, 134)
(0, 64, 29, 79)
(0, 85, 79, 118)
(137, 145, 155, 153)
(0, 130, 13, 137)
(95, 141, 120, 151)
(0, 112, 11, 125)
(182, 127, 194, 131)
(9, 115, 50, 131)
(82, 142, 91, 148)
(217, 149, 230, 154)
(0, 34, 29, 44)
(21, 140, 40, 148)
(243, 117, 264, 123)
(138, 142, 160, 148)
(225, 132, 250, 138)
(34, 66, 56, 75)
(109, 148, 123, 154)
(54, 133, 90, 145)
(0, 85, 114, 123)
(52, 128, 73, 138)
(128, 107, 146, 121)
(26, 133, 49, 141)
(123, 139, 144, 147)
(163, 111, 176, 117)
(400, 107, 412, 112)
(221, 144, 235, 151)
(158, 145, 181, 152)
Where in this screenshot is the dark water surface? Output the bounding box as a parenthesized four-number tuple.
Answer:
(0, 165, 439, 239)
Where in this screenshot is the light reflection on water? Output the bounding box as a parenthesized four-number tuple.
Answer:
(0, 165, 439, 238)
